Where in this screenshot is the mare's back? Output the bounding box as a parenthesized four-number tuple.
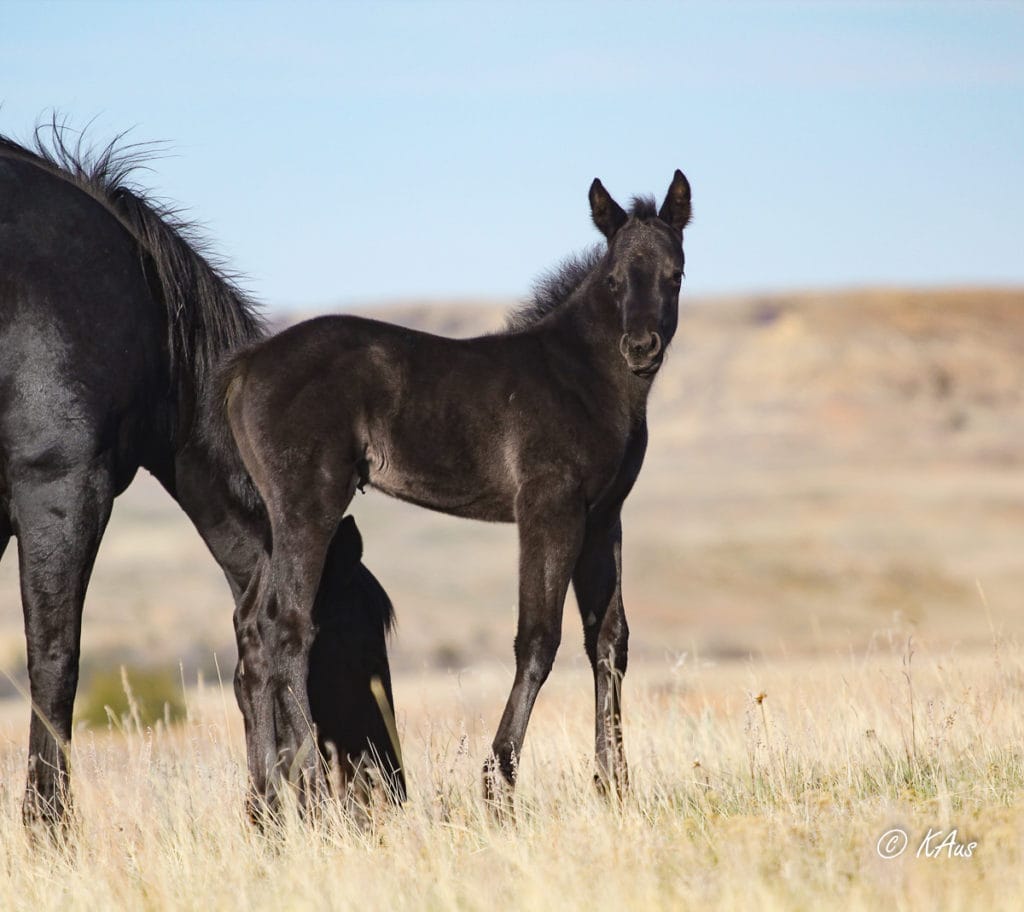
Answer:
(0, 155, 159, 337)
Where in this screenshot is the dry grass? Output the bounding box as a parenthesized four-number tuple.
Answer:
(1, 641, 1022, 911)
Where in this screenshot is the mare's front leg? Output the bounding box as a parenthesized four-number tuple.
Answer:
(484, 480, 585, 814)
(11, 460, 114, 829)
(572, 513, 629, 797)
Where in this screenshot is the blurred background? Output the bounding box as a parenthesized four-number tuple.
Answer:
(1, 2, 1023, 703)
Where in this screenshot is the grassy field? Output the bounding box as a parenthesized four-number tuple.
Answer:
(1, 288, 1024, 908)
(0, 641, 1021, 910)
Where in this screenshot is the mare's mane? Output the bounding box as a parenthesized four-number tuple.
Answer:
(0, 121, 265, 392)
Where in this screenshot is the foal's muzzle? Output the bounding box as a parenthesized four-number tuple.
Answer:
(620, 331, 663, 376)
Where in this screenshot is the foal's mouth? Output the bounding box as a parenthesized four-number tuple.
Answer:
(629, 357, 663, 378)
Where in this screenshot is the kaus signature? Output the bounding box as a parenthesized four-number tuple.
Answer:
(876, 827, 978, 860)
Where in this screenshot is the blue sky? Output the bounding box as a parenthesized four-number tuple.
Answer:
(2, 1, 1022, 309)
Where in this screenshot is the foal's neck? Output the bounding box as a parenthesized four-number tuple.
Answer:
(548, 281, 654, 424)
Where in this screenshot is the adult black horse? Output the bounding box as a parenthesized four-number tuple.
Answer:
(224, 171, 691, 813)
(0, 127, 403, 827)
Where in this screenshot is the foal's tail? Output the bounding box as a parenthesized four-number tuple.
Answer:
(217, 349, 251, 437)
(216, 348, 262, 490)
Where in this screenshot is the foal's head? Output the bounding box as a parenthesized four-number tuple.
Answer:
(589, 170, 692, 376)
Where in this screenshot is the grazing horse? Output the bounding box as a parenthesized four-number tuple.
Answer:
(310, 515, 402, 802)
(0, 127, 403, 827)
(223, 171, 692, 810)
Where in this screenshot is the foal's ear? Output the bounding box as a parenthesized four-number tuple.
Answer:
(589, 178, 628, 240)
(659, 169, 692, 231)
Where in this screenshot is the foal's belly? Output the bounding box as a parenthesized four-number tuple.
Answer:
(367, 465, 516, 524)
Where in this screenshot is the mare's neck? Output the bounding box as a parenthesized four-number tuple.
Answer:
(151, 387, 265, 597)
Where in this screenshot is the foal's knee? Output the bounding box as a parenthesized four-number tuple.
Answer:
(598, 616, 629, 675)
(270, 597, 317, 657)
(514, 625, 561, 686)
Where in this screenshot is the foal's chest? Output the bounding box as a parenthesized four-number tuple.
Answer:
(584, 424, 648, 514)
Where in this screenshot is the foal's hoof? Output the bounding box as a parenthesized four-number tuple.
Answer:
(22, 792, 74, 844)
(243, 790, 280, 835)
(593, 768, 630, 802)
(482, 756, 515, 824)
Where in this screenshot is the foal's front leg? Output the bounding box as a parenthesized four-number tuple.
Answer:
(572, 513, 630, 797)
(485, 481, 585, 813)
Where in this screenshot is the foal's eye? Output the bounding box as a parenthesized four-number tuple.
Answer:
(606, 275, 619, 292)
(671, 269, 683, 284)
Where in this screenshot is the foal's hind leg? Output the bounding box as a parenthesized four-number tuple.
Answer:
(232, 552, 279, 824)
(263, 502, 353, 813)
(12, 462, 114, 827)
(237, 440, 358, 814)
(226, 370, 359, 814)
(572, 514, 630, 797)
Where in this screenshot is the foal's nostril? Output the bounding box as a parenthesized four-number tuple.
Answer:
(630, 332, 659, 356)
(620, 332, 664, 371)
(619, 333, 632, 359)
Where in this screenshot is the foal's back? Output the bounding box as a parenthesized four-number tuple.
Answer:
(231, 313, 628, 522)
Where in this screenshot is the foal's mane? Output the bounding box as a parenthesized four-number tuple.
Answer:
(505, 246, 603, 332)
(628, 195, 659, 220)
(504, 196, 659, 332)
(0, 121, 265, 393)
